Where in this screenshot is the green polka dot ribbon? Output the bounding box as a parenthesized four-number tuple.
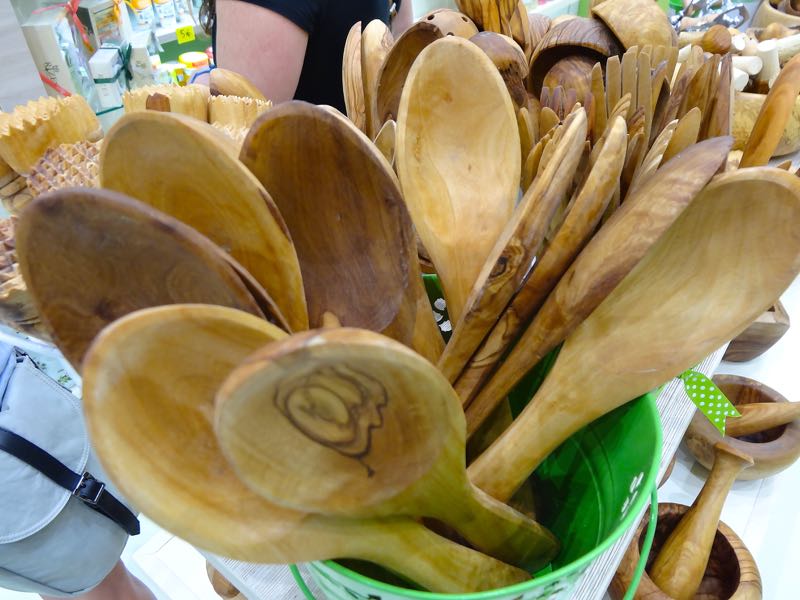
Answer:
(679, 370, 741, 436)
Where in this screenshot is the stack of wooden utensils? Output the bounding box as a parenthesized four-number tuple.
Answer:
(2, 0, 800, 594)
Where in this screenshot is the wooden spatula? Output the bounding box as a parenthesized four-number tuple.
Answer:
(81, 305, 528, 593)
(100, 111, 307, 332)
(396, 36, 519, 324)
(240, 102, 442, 362)
(469, 167, 800, 501)
(216, 327, 558, 572)
(15, 188, 265, 369)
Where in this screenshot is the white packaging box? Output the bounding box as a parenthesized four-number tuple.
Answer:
(22, 9, 81, 97)
(89, 46, 125, 110)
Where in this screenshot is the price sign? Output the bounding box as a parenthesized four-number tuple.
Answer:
(176, 25, 196, 44)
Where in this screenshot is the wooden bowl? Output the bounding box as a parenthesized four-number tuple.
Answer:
(610, 503, 761, 600)
(752, 0, 800, 29)
(723, 301, 790, 362)
(733, 91, 800, 156)
(420, 9, 479, 38)
(529, 17, 620, 96)
(685, 375, 800, 480)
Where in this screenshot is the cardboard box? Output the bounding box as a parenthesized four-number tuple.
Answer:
(77, 0, 132, 49)
(22, 9, 81, 97)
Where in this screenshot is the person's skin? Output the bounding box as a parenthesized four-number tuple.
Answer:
(215, 0, 414, 101)
(41, 560, 156, 600)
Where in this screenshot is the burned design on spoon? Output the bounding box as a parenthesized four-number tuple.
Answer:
(273, 364, 388, 476)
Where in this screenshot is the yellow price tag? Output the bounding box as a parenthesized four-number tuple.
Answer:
(176, 25, 195, 44)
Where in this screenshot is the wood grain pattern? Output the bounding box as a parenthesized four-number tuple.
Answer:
(733, 91, 800, 156)
(15, 189, 266, 370)
(81, 305, 527, 593)
(723, 301, 790, 361)
(726, 402, 800, 438)
(650, 443, 753, 599)
(471, 32, 529, 109)
(376, 21, 442, 125)
(610, 503, 762, 600)
(209, 68, 267, 101)
(396, 37, 519, 324)
(100, 111, 305, 332)
(706, 55, 733, 139)
(592, 0, 676, 50)
(437, 111, 587, 385)
(685, 374, 800, 480)
(590, 62, 607, 143)
(662, 107, 702, 164)
(241, 103, 439, 358)
(362, 20, 394, 140)
(374, 119, 396, 165)
(216, 327, 557, 572)
(606, 55, 622, 117)
(469, 166, 800, 502)
(464, 137, 731, 439)
(455, 117, 627, 410)
(741, 54, 800, 166)
(343, 22, 367, 133)
(627, 120, 677, 197)
(420, 9, 480, 38)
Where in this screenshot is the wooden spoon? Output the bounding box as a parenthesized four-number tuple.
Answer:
(100, 111, 307, 332)
(240, 102, 442, 362)
(215, 327, 558, 572)
(453, 116, 628, 404)
(374, 119, 396, 164)
(469, 167, 800, 501)
(650, 443, 753, 599)
(342, 22, 367, 133)
(396, 36, 519, 324)
(726, 402, 800, 437)
(438, 110, 587, 384)
(15, 188, 264, 370)
(662, 107, 702, 164)
(362, 19, 394, 139)
(81, 305, 528, 593)
(376, 21, 443, 125)
(740, 53, 800, 167)
(464, 137, 732, 437)
(209, 68, 267, 101)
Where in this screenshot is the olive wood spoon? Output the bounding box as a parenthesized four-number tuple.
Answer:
(396, 36, 519, 323)
(469, 167, 800, 501)
(241, 101, 442, 362)
(362, 19, 394, 139)
(216, 327, 558, 572)
(726, 402, 800, 438)
(15, 188, 264, 370)
(650, 443, 754, 599)
(374, 119, 396, 165)
(464, 137, 732, 435)
(81, 305, 528, 593)
(740, 53, 800, 167)
(343, 22, 367, 133)
(453, 116, 627, 404)
(376, 21, 443, 124)
(438, 110, 586, 384)
(100, 111, 307, 332)
(209, 68, 267, 101)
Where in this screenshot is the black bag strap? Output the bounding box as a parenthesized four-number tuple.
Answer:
(0, 426, 140, 536)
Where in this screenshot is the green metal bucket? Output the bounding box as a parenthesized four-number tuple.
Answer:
(291, 277, 663, 599)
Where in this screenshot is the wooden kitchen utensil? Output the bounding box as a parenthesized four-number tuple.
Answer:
(209, 68, 267, 101)
(376, 21, 443, 125)
(650, 443, 753, 599)
(469, 166, 800, 502)
(100, 111, 307, 332)
(453, 116, 627, 404)
(374, 119, 396, 164)
(240, 102, 442, 361)
(396, 36, 519, 323)
(215, 327, 558, 572)
(362, 19, 394, 139)
(592, 0, 676, 50)
(464, 137, 732, 435)
(740, 53, 800, 167)
(343, 22, 367, 132)
(81, 305, 527, 593)
(723, 301, 790, 361)
(726, 402, 800, 437)
(15, 188, 264, 369)
(438, 109, 586, 385)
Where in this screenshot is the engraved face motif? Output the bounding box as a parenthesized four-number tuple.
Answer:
(273, 364, 388, 474)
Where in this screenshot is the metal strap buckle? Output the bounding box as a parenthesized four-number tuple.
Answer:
(73, 472, 105, 506)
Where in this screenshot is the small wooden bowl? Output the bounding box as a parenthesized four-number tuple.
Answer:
(685, 375, 800, 480)
(752, 0, 800, 29)
(610, 503, 762, 600)
(723, 301, 790, 362)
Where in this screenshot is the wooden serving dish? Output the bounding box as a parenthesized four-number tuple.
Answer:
(685, 375, 800, 480)
(723, 302, 790, 362)
(752, 0, 800, 29)
(610, 503, 761, 600)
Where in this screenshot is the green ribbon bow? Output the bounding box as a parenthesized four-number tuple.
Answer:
(679, 370, 741, 436)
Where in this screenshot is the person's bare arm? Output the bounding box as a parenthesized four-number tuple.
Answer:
(215, 0, 309, 102)
(391, 0, 414, 37)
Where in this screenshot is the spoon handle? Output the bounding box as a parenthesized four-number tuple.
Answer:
(726, 401, 800, 438)
(649, 443, 753, 599)
(350, 516, 531, 592)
